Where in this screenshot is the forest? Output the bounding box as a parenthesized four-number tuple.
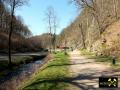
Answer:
(32, 0, 120, 60)
(0, 0, 43, 54)
(0, 0, 120, 90)
(58, 0, 120, 58)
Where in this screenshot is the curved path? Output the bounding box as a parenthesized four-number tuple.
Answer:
(69, 50, 120, 90)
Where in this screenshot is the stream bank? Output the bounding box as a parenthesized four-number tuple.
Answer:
(0, 53, 51, 90)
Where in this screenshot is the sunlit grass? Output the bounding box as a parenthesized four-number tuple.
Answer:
(80, 49, 120, 68)
(80, 49, 94, 56)
(21, 52, 70, 90)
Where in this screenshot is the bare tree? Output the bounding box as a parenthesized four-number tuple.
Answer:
(45, 6, 58, 53)
(113, 0, 118, 19)
(72, 0, 104, 35)
(79, 23, 86, 49)
(72, 0, 120, 35)
(52, 10, 58, 52)
(61, 30, 67, 54)
(5, 0, 28, 67)
(0, 0, 4, 29)
(45, 6, 53, 53)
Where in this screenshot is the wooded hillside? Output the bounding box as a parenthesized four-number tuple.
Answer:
(59, 0, 120, 58)
(0, 1, 43, 53)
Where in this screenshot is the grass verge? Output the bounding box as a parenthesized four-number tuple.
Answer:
(80, 49, 120, 69)
(20, 52, 70, 90)
(80, 49, 94, 56)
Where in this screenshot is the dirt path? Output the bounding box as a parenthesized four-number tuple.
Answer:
(69, 50, 120, 90)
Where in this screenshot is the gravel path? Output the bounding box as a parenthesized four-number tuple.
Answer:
(69, 50, 120, 90)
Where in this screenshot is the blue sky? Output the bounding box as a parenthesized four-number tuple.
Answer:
(16, 0, 79, 36)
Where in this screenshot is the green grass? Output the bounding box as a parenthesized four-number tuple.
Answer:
(80, 49, 120, 68)
(80, 49, 94, 56)
(91, 55, 113, 63)
(80, 49, 112, 63)
(21, 52, 70, 90)
(90, 55, 120, 69)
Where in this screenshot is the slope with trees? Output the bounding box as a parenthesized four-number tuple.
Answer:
(0, 0, 46, 67)
(58, 0, 120, 58)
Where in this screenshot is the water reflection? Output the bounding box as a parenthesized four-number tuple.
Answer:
(0, 59, 44, 90)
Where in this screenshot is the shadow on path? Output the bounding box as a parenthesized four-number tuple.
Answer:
(24, 50, 120, 90)
(24, 63, 120, 90)
(24, 72, 98, 90)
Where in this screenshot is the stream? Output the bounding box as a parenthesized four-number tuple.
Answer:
(0, 57, 46, 90)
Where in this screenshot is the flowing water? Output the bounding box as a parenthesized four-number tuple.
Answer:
(0, 58, 45, 90)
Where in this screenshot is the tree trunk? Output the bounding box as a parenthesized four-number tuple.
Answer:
(64, 39, 67, 55)
(79, 24, 86, 49)
(53, 33, 56, 52)
(113, 0, 118, 19)
(48, 15, 52, 53)
(8, 0, 15, 67)
(8, 27, 12, 67)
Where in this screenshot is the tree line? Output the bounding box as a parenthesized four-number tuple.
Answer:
(0, 0, 44, 66)
(58, 0, 120, 48)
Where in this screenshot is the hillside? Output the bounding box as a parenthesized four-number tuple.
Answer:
(92, 20, 120, 58)
(57, 0, 120, 59)
(35, 0, 120, 59)
(0, 1, 44, 53)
